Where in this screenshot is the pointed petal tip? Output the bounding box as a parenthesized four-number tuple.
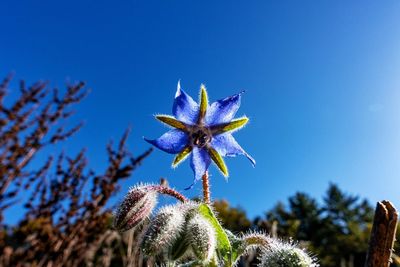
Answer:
(205, 91, 244, 125)
(184, 181, 195, 190)
(234, 90, 245, 101)
(184, 169, 206, 190)
(232, 90, 245, 99)
(175, 80, 182, 98)
(246, 153, 256, 167)
(223, 90, 244, 100)
(143, 137, 159, 149)
(143, 136, 154, 144)
(173, 82, 200, 124)
(143, 130, 189, 154)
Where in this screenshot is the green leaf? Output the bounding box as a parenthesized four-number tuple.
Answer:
(198, 204, 232, 266)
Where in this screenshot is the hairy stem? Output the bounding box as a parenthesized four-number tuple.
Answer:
(202, 171, 210, 204)
(148, 185, 187, 202)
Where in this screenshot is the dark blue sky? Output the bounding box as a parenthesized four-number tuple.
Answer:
(1, 1, 400, 222)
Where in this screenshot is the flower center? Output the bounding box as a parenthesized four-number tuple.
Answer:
(190, 128, 212, 148)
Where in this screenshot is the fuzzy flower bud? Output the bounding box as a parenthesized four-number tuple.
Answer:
(187, 214, 216, 262)
(113, 184, 157, 232)
(180, 201, 201, 219)
(168, 201, 201, 261)
(258, 239, 318, 267)
(141, 204, 185, 256)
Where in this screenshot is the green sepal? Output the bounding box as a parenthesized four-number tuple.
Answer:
(172, 146, 193, 167)
(155, 115, 187, 130)
(198, 84, 208, 123)
(198, 204, 232, 266)
(178, 260, 204, 267)
(207, 147, 228, 177)
(225, 230, 245, 264)
(169, 231, 190, 261)
(211, 116, 249, 135)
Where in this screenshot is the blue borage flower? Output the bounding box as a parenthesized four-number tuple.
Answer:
(145, 82, 255, 189)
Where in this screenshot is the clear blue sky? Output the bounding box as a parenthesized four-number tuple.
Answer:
(1, 1, 400, 223)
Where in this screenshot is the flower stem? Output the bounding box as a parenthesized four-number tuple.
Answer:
(148, 185, 188, 202)
(202, 171, 210, 204)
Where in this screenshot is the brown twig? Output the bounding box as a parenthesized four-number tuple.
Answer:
(0, 76, 153, 267)
(365, 200, 398, 267)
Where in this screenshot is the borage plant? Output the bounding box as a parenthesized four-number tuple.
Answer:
(114, 83, 318, 267)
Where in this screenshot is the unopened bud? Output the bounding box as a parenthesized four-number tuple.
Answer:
(180, 201, 200, 218)
(142, 205, 185, 256)
(242, 232, 271, 250)
(113, 184, 157, 232)
(168, 201, 201, 261)
(187, 214, 216, 262)
(258, 239, 318, 267)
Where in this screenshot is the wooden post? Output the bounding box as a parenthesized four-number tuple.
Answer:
(365, 200, 398, 267)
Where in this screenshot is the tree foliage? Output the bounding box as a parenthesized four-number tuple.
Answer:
(258, 184, 375, 266)
(0, 75, 397, 267)
(0, 76, 152, 266)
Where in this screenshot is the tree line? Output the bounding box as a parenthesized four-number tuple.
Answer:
(214, 183, 399, 267)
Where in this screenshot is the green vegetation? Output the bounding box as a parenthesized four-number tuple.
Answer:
(0, 76, 397, 266)
(213, 184, 400, 267)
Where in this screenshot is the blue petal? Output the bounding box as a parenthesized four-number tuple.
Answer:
(173, 81, 199, 125)
(144, 129, 189, 154)
(205, 92, 243, 125)
(210, 133, 256, 166)
(189, 146, 211, 186)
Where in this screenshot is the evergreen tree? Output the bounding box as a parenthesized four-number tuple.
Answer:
(250, 184, 378, 267)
